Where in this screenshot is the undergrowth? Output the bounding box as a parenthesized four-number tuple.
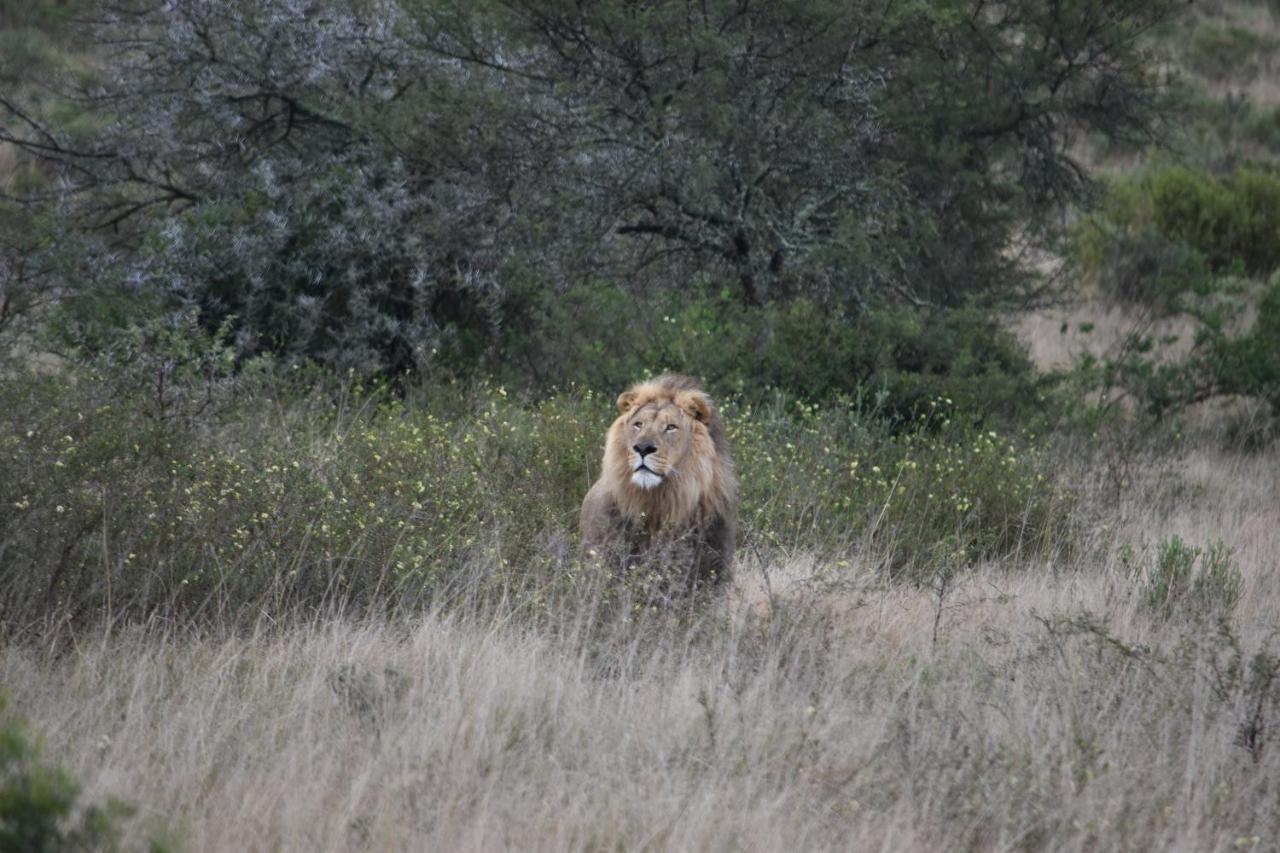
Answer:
(0, 364, 1075, 629)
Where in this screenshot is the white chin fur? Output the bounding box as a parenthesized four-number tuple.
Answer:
(631, 469, 663, 490)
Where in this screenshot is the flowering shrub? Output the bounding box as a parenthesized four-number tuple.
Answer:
(729, 398, 1073, 576)
(0, 369, 1073, 626)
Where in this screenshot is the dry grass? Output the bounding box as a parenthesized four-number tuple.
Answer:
(3, 440, 1278, 852)
(6, 2, 1280, 847)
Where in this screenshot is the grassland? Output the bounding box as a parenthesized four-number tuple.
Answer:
(4, 2, 1280, 851)
(2, 390, 1278, 850)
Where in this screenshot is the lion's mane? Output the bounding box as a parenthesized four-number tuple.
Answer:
(579, 374, 737, 589)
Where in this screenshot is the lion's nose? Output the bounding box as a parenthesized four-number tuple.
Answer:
(634, 443, 657, 457)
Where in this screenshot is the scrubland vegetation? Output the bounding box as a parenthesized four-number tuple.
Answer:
(2, 416, 1277, 851)
(3, 1, 1280, 851)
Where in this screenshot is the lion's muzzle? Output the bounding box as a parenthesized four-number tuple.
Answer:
(631, 446, 664, 489)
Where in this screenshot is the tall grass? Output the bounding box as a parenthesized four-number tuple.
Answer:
(3, 365, 1278, 851)
(4, 543, 1278, 851)
(0, 367, 1073, 630)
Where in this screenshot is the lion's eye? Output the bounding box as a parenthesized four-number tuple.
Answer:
(665, 423, 678, 432)
(633, 421, 642, 429)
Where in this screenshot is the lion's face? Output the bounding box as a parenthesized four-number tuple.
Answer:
(581, 374, 737, 588)
(623, 401, 697, 490)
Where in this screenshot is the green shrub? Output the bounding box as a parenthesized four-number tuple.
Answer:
(1082, 167, 1280, 278)
(1070, 172, 1280, 425)
(2, 0, 1183, 379)
(504, 288, 1042, 425)
(1075, 225, 1214, 308)
(731, 400, 1074, 578)
(0, 369, 610, 623)
(1107, 275, 1280, 420)
(1172, 92, 1280, 165)
(0, 1, 90, 31)
(0, 357, 1074, 626)
(1140, 536, 1242, 619)
(1203, 276, 1280, 412)
(0, 696, 133, 853)
(1150, 167, 1280, 275)
(1244, 104, 1280, 152)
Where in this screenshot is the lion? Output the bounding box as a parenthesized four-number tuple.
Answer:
(579, 374, 738, 593)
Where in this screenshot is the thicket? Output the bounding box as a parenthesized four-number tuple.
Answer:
(506, 292, 1040, 421)
(0, 0, 1180, 409)
(1072, 166, 1280, 419)
(1089, 166, 1280, 275)
(11, 0, 1266, 632)
(0, 352, 1074, 630)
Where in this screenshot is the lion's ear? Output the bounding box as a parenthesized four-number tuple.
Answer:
(676, 390, 712, 424)
(616, 390, 639, 414)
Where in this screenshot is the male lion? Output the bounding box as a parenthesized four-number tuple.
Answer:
(579, 374, 738, 592)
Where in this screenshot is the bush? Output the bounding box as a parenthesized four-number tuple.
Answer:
(504, 288, 1043, 425)
(1172, 92, 1280, 165)
(0, 369, 605, 624)
(1140, 536, 1242, 619)
(1075, 225, 1214, 308)
(731, 400, 1074, 578)
(1203, 276, 1280, 412)
(0, 357, 1074, 627)
(2, 0, 1184, 377)
(1070, 172, 1280, 424)
(1111, 275, 1280, 419)
(1082, 167, 1280, 277)
(1244, 104, 1280, 152)
(1150, 167, 1280, 275)
(0, 696, 133, 853)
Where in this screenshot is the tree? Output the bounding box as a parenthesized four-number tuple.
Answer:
(1, 0, 1183, 377)
(417, 0, 1179, 308)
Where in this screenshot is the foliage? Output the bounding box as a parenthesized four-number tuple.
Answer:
(1182, 91, 1280, 164)
(1074, 224, 1214, 309)
(1153, 168, 1280, 276)
(0, 0, 1182, 381)
(1070, 169, 1280, 421)
(1074, 275, 1280, 420)
(730, 398, 1073, 579)
(0, 1, 96, 342)
(0, 353, 1073, 627)
(0, 1, 89, 31)
(504, 288, 1041, 422)
(1094, 167, 1280, 276)
(1137, 535, 1242, 619)
(1244, 103, 1280, 152)
(0, 696, 134, 853)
